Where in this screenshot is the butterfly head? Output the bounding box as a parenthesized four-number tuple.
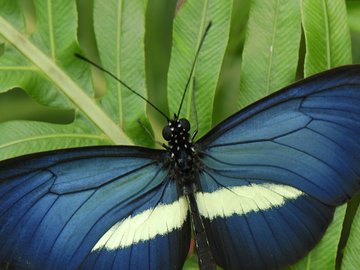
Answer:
(162, 115, 195, 172)
(162, 116, 190, 141)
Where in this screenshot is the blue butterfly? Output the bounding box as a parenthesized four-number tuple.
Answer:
(1, 63, 360, 270)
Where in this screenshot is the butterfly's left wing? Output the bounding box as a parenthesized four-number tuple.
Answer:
(196, 65, 360, 270)
(0, 146, 190, 270)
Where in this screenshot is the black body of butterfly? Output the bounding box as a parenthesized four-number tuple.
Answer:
(1, 23, 360, 270)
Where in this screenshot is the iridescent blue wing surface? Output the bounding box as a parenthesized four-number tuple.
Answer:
(0, 146, 190, 270)
(196, 65, 360, 270)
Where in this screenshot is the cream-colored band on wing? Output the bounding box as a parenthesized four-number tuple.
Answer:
(92, 196, 188, 251)
(196, 183, 303, 219)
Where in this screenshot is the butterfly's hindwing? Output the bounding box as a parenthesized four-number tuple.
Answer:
(81, 181, 190, 270)
(196, 170, 334, 269)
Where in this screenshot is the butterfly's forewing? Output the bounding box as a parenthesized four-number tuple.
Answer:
(0, 147, 190, 270)
(196, 65, 360, 269)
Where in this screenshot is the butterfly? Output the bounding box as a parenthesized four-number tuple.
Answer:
(1, 62, 360, 270)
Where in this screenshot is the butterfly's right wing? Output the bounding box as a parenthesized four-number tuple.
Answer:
(196, 65, 360, 269)
(0, 146, 190, 270)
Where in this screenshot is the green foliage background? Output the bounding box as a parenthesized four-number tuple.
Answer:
(0, 0, 360, 269)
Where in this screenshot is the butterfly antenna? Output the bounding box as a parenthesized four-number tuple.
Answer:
(177, 21, 212, 117)
(75, 53, 170, 121)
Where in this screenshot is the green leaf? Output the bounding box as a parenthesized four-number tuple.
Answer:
(0, 120, 112, 160)
(0, 0, 24, 30)
(183, 254, 200, 270)
(301, 0, 352, 76)
(167, 0, 233, 138)
(0, 0, 132, 158)
(347, 1, 360, 32)
(239, 0, 301, 109)
(0, 0, 93, 108)
(341, 204, 360, 269)
(94, 0, 153, 145)
(286, 205, 346, 270)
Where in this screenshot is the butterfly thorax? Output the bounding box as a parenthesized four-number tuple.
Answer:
(162, 117, 200, 187)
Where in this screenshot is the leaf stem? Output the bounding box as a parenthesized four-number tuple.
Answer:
(0, 15, 131, 145)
